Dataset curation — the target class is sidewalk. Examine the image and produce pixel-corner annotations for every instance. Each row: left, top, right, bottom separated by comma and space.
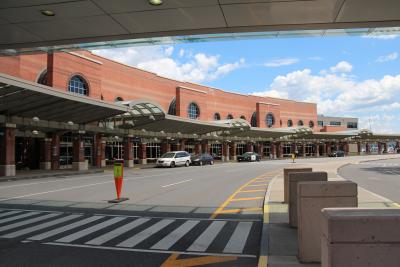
260, 154, 400, 267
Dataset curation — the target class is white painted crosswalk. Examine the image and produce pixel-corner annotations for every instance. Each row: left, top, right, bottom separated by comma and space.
0, 209, 258, 256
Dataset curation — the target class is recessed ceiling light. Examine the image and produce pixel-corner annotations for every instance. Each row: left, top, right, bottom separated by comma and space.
149, 0, 163, 6
41, 10, 55, 16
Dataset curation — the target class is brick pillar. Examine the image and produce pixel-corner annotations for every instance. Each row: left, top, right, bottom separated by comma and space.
51, 133, 60, 170
93, 135, 105, 167
222, 143, 229, 162
325, 142, 331, 156
292, 143, 297, 155
175, 140, 181, 151
258, 143, 264, 159
344, 142, 349, 155
271, 143, 277, 159
335, 143, 339, 151
0, 124, 16, 176
180, 139, 186, 151
123, 136, 134, 167
162, 142, 171, 154
357, 142, 361, 155
202, 141, 209, 155
366, 143, 370, 154
230, 143, 237, 161
302, 143, 306, 157
139, 143, 147, 165
247, 143, 254, 152
39, 138, 52, 170
316, 143, 320, 157
72, 135, 87, 170
378, 142, 382, 154
383, 142, 387, 153
195, 143, 201, 154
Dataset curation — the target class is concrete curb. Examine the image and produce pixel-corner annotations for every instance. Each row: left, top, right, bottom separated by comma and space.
258, 174, 279, 267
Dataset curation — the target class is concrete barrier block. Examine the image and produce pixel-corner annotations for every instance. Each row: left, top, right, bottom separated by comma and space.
283, 168, 312, 203
288, 171, 327, 228
297, 181, 357, 263
321, 208, 400, 267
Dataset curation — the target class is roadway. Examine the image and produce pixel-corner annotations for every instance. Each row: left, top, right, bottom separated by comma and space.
0, 160, 291, 267
338, 158, 400, 203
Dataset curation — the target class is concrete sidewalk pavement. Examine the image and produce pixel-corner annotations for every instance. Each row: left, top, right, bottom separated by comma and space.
259, 155, 400, 267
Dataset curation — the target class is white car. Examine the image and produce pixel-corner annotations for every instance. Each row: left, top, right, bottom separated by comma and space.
156, 151, 191, 168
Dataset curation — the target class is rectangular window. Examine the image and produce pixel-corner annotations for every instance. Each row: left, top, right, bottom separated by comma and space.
318, 121, 324, 127
146, 142, 161, 159
347, 122, 358, 128
210, 143, 222, 157
236, 143, 246, 156
329, 121, 341, 126
282, 143, 292, 157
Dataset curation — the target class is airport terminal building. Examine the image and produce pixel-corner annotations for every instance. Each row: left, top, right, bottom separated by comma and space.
0, 51, 396, 176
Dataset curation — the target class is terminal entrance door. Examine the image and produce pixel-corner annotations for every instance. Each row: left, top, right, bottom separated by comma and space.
60, 136, 73, 169
210, 143, 222, 160
15, 137, 40, 171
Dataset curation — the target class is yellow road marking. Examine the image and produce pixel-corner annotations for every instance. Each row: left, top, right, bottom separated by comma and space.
246, 184, 268, 187
240, 189, 265, 193
217, 207, 263, 214
258, 255, 268, 267
393, 203, 400, 208
231, 197, 264, 201
161, 253, 237, 267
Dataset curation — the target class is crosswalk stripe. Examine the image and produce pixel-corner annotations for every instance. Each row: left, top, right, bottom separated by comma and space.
85, 218, 150, 246
223, 222, 253, 253
56, 217, 125, 243
0, 211, 40, 225
117, 219, 175, 248
0, 210, 21, 218
28, 216, 104, 241
187, 221, 226, 252
1, 214, 82, 238
151, 220, 200, 250
0, 213, 59, 233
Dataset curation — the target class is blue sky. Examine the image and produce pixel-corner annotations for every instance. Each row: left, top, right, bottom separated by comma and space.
93, 33, 400, 133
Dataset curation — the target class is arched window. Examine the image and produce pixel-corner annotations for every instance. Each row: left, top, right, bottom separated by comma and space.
266, 113, 275, 128
309, 120, 314, 128
168, 98, 176, 115
298, 120, 304, 126
251, 112, 257, 127
287, 119, 293, 127
188, 102, 200, 119
68, 75, 89, 96
37, 69, 47, 85
240, 115, 246, 120
115, 96, 124, 102
227, 114, 234, 120
214, 113, 221, 120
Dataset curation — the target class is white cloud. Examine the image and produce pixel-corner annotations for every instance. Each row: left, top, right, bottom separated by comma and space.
264, 58, 299, 67
252, 61, 400, 132
92, 46, 245, 83
376, 52, 398, 63
362, 34, 398, 40
330, 61, 353, 73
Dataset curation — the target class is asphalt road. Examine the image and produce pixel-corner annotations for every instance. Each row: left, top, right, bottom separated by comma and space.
338, 158, 400, 203
0, 160, 291, 267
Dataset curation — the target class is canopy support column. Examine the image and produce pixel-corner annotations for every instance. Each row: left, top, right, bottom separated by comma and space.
0, 123, 16, 176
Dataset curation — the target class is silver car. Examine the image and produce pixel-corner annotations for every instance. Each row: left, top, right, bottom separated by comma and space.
156, 151, 191, 168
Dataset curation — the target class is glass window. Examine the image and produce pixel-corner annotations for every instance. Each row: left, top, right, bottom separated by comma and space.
188, 102, 200, 119
318, 120, 324, 127
68, 75, 89, 95
37, 69, 47, 85
214, 113, 221, 120
236, 143, 246, 155
309, 121, 315, 128
330, 121, 341, 126
266, 113, 275, 128
227, 114, 234, 120
298, 120, 304, 126
282, 143, 292, 157
210, 143, 222, 157
168, 98, 176, 115
251, 112, 257, 127
287, 119, 293, 127
146, 142, 161, 159
347, 122, 358, 128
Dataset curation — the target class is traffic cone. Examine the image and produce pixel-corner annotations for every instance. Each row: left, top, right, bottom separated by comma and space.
108, 159, 129, 203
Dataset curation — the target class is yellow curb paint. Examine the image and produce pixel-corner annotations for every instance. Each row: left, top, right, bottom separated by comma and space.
246, 184, 268, 187
258, 255, 268, 267
161, 253, 237, 267
231, 197, 264, 201
240, 189, 265, 193
393, 203, 400, 208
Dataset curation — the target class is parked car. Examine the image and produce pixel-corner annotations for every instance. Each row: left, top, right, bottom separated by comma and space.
156, 151, 191, 167
237, 152, 261, 162
328, 150, 345, 157
211, 153, 222, 160
191, 153, 214, 166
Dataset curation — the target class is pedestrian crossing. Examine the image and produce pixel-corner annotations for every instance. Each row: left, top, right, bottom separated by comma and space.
0, 209, 259, 257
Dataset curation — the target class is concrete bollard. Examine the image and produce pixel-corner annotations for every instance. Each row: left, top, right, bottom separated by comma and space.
288, 171, 327, 228
297, 181, 358, 263
321, 208, 400, 267
283, 168, 312, 203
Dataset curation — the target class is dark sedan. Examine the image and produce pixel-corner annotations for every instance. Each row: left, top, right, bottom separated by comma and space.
328, 150, 345, 157
237, 152, 261, 162
190, 153, 214, 166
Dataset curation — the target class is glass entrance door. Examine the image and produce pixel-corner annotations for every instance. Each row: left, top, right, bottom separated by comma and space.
60, 136, 73, 169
